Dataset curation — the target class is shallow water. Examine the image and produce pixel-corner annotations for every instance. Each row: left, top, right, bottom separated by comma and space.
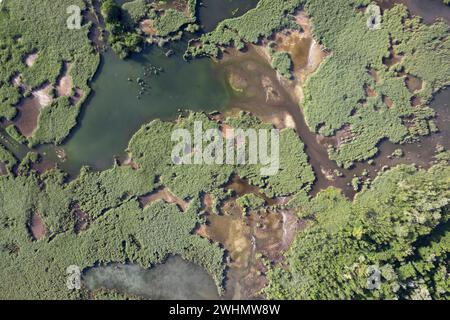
198, 0, 260, 32
215, 46, 450, 198
56, 43, 228, 174
83, 255, 220, 300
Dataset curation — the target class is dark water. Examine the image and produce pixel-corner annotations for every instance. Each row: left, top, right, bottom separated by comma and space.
378, 0, 450, 24
83, 256, 220, 300
55, 43, 228, 174
198, 0, 260, 32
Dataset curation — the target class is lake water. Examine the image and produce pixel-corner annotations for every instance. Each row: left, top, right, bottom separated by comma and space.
83, 256, 220, 300
58, 42, 229, 174
198, 0, 260, 32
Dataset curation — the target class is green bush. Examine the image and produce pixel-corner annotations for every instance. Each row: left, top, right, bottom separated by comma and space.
101, 0, 122, 23
266, 163, 450, 300
237, 194, 266, 214
271, 51, 293, 79
153, 9, 195, 37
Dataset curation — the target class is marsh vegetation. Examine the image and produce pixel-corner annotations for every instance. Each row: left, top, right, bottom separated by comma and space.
0, 0, 449, 300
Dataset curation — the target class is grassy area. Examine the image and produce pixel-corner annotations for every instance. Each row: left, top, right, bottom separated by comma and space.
185, 0, 450, 169
0, 0, 100, 145
153, 8, 195, 37
302, 0, 450, 168
237, 193, 266, 214
0, 111, 314, 299
271, 51, 293, 79
266, 162, 450, 299
0, 143, 16, 172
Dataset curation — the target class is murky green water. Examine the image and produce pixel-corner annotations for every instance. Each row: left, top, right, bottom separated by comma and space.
83, 256, 220, 300
198, 0, 260, 32
378, 0, 450, 24
58, 43, 228, 173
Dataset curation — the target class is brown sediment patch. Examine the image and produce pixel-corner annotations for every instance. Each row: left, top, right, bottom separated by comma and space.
28, 213, 46, 241
383, 50, 403, 68
14, 84, 52, 137
365, 84, 377, 97
139, 187, 189, 211
411, 96, 422, 107
0, 162, 7, 176
254, 10, 327, 104
261, 76, 282, 103
140, 19, 157, 36
295, 11, 312, 36
120, 155, 140, 170
335, 125, 354, 147
383, 95, 394, 108
71, 88, 85, 105
33, 84, 53, 107
368, 68, 381, 83
275, 31, 311, 72
10, 73, 24, 88
24, 52, 39, 67
56, 63, 73, 97
405, 74, 423, 93
74, 205, 90, 234
271, 112, 297, 130
201, 191, 304, 299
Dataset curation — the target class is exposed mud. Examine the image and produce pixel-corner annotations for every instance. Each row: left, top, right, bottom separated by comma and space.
14, 84, 53, 137
56, 63, 73, 97
28, 212, 46, 241
196, 177, 303, 299
139, 187, 190, 212
24, 52, 38, 67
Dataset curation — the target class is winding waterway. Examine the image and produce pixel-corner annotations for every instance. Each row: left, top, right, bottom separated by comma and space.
1, 0, 449, 300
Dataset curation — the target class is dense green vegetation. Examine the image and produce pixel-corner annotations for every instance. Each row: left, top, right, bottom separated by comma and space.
31, 97, 79, 145
237, 193, 266, 214
103, 0, 199, 57
301, 0, 450, 168
271, 51, 293, 79
187, 0, 450, 169
185, 0, 303, 58
152, 8, 195, 37
0, 143, 16, 172
122, 0, 148, 24
101, 0, 145, 59
5, 125, 26, 145
0, 111, 314, 298
0, 0, 99, 145
266, 162, 450, 299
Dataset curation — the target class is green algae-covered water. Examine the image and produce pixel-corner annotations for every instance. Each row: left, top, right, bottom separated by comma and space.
60, 43, 229, 173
